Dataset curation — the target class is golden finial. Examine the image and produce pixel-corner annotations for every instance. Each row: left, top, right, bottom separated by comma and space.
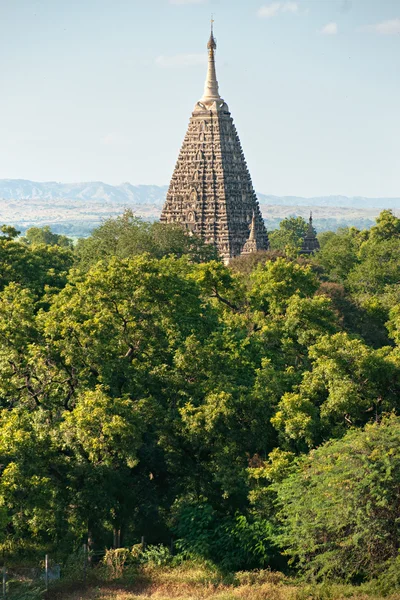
208, 15, 217, 50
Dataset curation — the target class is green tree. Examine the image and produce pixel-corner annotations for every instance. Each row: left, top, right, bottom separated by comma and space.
268, 217, 308, 255
313, 227, 360, 283
1, 222, 399, 575
0, 225, 20, 239
272, 332, 400, 449
0, 406, 73, 553
75, 209, 219, 269
0, 236, 73, 297
368, 209, 400, 241
276, 416, 400, 581
0, 387, 148, 553
24, 225, 73, 248
348, 237, 400, 295
250, 257, 319, 315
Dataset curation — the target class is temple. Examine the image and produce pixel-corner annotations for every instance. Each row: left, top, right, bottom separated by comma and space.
160, 23, 269, 262
300, 212, 320, 255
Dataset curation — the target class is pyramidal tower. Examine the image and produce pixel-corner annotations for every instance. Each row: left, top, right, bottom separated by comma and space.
160, 23, 269, 261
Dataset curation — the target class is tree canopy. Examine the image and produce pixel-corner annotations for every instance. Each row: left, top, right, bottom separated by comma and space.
0, 211, 398, 587
276, 416, 400, 581
268, 216, 309, 255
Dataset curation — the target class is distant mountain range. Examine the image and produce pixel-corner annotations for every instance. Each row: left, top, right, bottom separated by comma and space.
0, 179, 398, 237
0, 179, 167, 206
259, 194, 400, 210
0, 179, 399, 210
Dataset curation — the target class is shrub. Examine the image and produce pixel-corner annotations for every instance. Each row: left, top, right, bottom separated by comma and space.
173, 502, 279, 572
276, 416, 400, 581
102, 548, 132, 579
140, 545, 173, 567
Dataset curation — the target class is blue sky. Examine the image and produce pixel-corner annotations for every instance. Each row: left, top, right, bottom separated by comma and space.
0, 0, 399, 197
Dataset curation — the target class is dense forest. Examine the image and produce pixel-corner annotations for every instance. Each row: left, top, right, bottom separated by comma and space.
0, 210, 399, 591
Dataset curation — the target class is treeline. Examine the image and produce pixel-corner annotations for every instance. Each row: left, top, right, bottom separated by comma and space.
265, 215, 376, 233
0, 211, 399, 587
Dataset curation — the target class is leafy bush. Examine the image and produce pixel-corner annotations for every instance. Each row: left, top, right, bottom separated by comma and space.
102, 548, 132, 579
173, 502, 279, 572
140, 544, 173, 567
234, 569, 286, 586
276, 416, 400, 581
366, 554, 400, 596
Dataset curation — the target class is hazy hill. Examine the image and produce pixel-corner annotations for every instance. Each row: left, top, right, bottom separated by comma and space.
0, 179, 398, 237
0, 179, 167, 205
1, 179, 399, 209
258, 193, 400, 209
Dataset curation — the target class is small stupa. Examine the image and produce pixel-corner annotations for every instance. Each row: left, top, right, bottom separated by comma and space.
242, 212, 259, 255
300, 212, 320, 254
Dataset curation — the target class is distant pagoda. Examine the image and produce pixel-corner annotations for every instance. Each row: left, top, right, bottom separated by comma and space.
160, 23, 269, 262
300, 212, 320, 254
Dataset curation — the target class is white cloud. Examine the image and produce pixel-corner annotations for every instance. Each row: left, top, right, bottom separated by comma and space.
169, 0, 206, 4
258, 3, 281, 18
282, 2, 299, 13
155, 53, 207, 68
319, 22, 338, 35
363, 18, 400, 35
257, 2, 299, 18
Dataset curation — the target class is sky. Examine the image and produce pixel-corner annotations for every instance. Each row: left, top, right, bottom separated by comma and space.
0, 0, 399, 197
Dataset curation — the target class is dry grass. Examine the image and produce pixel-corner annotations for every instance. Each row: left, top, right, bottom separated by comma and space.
46, 564, 400, 600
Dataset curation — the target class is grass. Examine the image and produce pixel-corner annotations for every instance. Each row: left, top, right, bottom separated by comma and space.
45, 563, 400, 600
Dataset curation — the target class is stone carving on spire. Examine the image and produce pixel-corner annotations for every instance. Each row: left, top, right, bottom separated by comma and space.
160, 24, 269, 262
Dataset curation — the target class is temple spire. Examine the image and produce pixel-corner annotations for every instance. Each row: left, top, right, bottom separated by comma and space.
242, 212, 259, 255
308, 211, 314, 234
201, 19, 222, 103
248, 211, 256, 241
300, 211, 320, 255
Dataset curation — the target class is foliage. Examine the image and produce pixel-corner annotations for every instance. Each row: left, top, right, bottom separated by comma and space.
1, 225, 20, 239
173, 502, 278, 572
250, 257, 319, 314
103, 548, 133, 579
141, 544, 173, 567
366, 554, 400, 595
276, 417, 400, 581
0, 236, 73, 297
23, 226, 73, 248
272, 332, 400, 448
313, 227, 360, 283
268, 217, 309, 255
74, 210, 219, 269
0, 210, 399, 589
229, 250, 284, 277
